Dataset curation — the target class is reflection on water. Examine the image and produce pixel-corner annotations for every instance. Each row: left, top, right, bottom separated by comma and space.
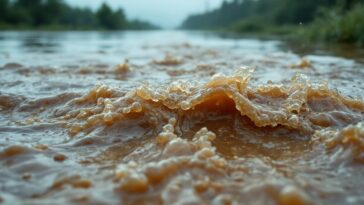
21, 33, 60, 53
0, 31, 363, 66
279, 40, 364, 63
0, 31, 280, 66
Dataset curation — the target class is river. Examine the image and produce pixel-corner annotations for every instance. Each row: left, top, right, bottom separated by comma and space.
0, 31, 364, 205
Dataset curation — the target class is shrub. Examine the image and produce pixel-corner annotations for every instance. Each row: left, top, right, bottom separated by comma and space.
305, 4, 364, 45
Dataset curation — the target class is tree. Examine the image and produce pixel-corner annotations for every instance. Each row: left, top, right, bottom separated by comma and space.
113, 8, 127, 30
0, 0, 157, 30
43, 0, 64, 25
97, 3, 115, 29
97, 3, 127, 30
14, 0, 43, 26
0, 0, 9, 22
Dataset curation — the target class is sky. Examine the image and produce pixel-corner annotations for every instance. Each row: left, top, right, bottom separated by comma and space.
65, 0, 224, 29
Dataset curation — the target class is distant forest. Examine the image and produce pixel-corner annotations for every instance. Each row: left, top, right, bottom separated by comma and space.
0, 0, 158, 30
182, 0, 364, 45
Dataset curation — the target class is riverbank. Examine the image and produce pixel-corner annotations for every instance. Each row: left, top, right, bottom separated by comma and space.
0, 23, 159, 31
182, 1, 364, 47
0, 1, 158, 31
229, 5, 364, 47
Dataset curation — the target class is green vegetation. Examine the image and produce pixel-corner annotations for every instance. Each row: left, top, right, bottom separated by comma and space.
305, 4, 364, 45
181, 0, 364, 46
0, 0, 158, 30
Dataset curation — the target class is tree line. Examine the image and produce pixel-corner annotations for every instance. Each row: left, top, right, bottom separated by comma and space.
0, 0, 158, 30
181, 0, 362, 29
181, 0, 364, 45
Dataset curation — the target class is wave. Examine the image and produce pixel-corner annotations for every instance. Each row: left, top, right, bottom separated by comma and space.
56, 68, 363, 140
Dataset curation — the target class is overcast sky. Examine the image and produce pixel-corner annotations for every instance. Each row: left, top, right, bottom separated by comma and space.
65, 0, 224, 29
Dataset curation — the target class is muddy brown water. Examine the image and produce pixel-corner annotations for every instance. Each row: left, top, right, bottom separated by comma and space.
1, 31, 364, 205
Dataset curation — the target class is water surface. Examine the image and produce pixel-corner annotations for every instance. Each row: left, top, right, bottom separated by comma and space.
1, 31, 364, 205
